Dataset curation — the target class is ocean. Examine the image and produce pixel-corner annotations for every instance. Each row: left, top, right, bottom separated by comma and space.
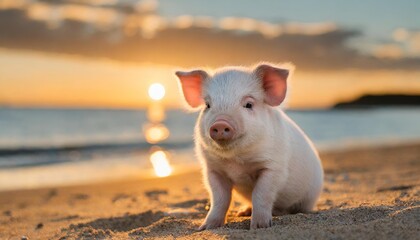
0, 107, 419, 190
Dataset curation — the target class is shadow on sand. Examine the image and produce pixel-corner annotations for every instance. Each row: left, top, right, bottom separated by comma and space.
60, 199, 419, 239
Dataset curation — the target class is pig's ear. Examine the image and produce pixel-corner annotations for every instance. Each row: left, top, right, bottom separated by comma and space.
175, 70, 208, 109
254, 63, 291, 106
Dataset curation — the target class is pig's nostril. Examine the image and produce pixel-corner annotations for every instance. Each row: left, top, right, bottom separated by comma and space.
212, 128, 218, 133
225, 128, 230, 132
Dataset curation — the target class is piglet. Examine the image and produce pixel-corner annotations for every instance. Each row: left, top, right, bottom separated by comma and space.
175, 63, 323, 230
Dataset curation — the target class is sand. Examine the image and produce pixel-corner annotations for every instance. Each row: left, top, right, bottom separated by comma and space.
0, 143, 419, 239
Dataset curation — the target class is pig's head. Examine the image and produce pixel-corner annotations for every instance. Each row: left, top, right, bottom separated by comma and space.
176, 63, 291, 156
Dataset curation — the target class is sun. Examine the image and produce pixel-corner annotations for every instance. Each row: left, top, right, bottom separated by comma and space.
148, 83, 166, 101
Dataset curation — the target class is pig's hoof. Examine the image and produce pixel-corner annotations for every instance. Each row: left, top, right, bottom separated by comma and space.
250, 217, 272, 229
237, 206, 252, 216
198, 219, 224, 231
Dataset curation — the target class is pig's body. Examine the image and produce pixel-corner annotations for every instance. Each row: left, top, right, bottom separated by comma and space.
197, 110, 323, 215
176, 64, 324, 230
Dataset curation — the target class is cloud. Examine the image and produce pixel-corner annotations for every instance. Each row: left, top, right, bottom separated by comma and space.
218, 18, 337, 38
0, 2, 419, 71
372, 43, 404, 59
402, 30, 420, 56
372, 28, 420, 59
25, 2, 123, 30
1, 1, 340, 39
0, 0, 28, 10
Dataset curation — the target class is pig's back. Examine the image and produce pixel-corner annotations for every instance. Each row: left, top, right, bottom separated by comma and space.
274, 110, 324, 211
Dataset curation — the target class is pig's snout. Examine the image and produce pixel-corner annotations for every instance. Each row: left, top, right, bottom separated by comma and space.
210, 120, 235, 142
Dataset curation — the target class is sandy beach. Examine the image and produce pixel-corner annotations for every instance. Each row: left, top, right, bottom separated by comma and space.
0, 143, 419, 240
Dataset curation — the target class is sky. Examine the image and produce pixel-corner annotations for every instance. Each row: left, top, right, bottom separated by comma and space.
159, 0, 420, 38
158, 0, 420, 56
0, 0, 419, 109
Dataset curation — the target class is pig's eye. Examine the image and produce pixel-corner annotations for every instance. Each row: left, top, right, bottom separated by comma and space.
244, 102, 253, 109
205, 102, 211, 109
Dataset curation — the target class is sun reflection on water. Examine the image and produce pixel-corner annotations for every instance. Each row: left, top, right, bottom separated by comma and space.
150, 150, 172, 177
145, 83, 172, 177
143, 123, 169, 144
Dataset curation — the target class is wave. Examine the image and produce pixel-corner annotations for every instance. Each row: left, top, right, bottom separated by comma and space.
0, 140, 194, 168
0, 140, 193, 157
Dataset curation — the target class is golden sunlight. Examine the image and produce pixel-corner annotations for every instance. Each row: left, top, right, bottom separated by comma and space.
2, 50, 420, 109
148, 83, 166, 101
150, 150, 172, 177
147, 103, 166, 123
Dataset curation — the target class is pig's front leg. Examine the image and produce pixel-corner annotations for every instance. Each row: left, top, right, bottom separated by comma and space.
199, 170, 232, 230
251, 169, 285, 229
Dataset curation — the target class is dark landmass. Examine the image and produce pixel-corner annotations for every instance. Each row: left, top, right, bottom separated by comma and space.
333, 94, 420, 109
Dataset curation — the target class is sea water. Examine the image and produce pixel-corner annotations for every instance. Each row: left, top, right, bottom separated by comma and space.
0, 107, 419, 190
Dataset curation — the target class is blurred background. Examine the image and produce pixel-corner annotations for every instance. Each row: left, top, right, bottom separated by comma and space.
0, 0, 419, 190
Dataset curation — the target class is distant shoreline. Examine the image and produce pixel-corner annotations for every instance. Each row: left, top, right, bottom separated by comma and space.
1, 104, 420, 112
333, 94, 420, 109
